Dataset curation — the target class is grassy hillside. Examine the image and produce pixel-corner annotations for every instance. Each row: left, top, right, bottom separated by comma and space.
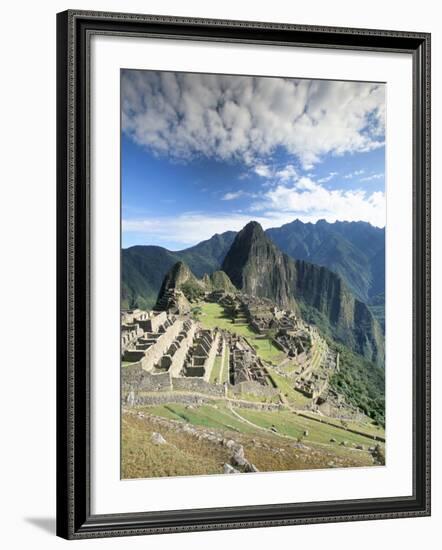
122, 232, 235, 309
122, 404, 383, 478
122, 412, 229, 478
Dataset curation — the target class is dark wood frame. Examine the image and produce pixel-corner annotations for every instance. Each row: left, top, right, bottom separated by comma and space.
56, 9, 431, 540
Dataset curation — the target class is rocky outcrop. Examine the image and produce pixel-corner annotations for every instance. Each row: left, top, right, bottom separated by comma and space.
154, 262, 196, 312
151, 432, 167, 445
157, 261, 203, 295
155, 261, 235, 309
208, 270, 237, 293
222, 221, 298, 309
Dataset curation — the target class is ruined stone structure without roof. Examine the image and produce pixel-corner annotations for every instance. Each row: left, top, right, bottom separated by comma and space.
121, 287, 339, 407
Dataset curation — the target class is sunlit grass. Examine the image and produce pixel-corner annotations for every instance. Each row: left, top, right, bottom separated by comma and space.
198, 302, 284, 365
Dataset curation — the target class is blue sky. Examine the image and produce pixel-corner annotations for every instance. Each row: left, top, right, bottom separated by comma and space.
122, 70, 385, 250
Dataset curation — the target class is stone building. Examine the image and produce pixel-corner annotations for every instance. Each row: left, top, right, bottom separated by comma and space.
183, 329, 220, 380
155, 320, 197, 377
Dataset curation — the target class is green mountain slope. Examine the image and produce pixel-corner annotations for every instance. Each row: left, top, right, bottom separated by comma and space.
266, 219, 385, 304
330, 342, 385, 426
122, 232, 236, 309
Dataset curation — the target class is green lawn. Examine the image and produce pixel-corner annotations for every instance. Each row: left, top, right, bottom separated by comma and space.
142, 402, 382, 451
209, 356, 223, 384
228, 390, 280, 404
142, 403, 258, 434
220, 347, 230, 384
299, 411, 385, 439
198, 302, 284, 365
235, 408, 382, 448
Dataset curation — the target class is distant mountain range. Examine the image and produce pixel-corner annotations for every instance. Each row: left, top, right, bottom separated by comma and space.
123, 219, 385, 366
267, 219, 384, 305
122, 219, 384, 317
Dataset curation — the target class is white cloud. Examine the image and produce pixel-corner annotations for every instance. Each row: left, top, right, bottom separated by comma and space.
251, 176, 385, 227
122, 212, 295, 248
123, 175, 385, 249
344, 169, 365, 179
122, 71, 385, 169
275, 164, 298, 182
360, 173, 384, 181
248, 162, 299, 184
253, 164, 272, 178
222, 191, 247, 201
317, 171, 338, 183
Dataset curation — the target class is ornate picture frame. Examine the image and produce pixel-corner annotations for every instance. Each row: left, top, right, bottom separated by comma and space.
56, 10, 430, 539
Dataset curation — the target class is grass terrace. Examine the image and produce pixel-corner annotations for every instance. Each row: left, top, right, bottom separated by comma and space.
209, 356, 223, 384
138, 402, 381, 448
198, 302, 285, 365
140, 403, 257, 434
234, 408, 383, 448
266, 370, 312, 407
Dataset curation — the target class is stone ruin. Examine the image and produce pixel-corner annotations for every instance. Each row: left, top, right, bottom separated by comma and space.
294, 347, 336, 400
121, 304, 281, 402
211, 293, 324, 371
154, 288, 190, 315
224, 333, 266, 386
121, 308, 222, 398
231, 348, 267, 386
153, 319, 196, 377
121, 310, 166, 354
274, 324, 312, 359
224, 334, 278, 399
206, 289, 229, 303
182, 329, 220, 379
122, 288, 338, 406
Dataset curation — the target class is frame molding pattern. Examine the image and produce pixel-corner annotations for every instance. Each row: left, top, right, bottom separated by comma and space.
56, 9, 431, 539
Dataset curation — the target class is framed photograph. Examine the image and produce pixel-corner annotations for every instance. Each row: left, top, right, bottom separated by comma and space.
56, 10, 431, 539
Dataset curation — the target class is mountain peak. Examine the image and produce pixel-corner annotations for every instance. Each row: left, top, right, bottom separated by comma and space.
169, 260, 190, 277
232, 221, 267, 248
159, 260, 196, 293
222, 221, 296, 308
241, 220, 265, 236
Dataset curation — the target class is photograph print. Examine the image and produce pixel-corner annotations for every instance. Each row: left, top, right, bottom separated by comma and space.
120, 69, 386, 480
